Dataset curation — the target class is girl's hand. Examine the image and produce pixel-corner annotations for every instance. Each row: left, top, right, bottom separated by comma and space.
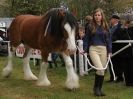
108, 53, 112, 57
79, 50, 85, 55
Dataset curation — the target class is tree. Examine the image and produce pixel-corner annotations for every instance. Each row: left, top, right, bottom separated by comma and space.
0, 0, 133, 20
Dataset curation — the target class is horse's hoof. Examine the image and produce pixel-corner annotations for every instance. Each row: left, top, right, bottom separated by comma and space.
66, 84, 79, 91
72, 88, 77, 92
24, 75, 38, 81
66, 87, 79, 92
2, 73, 11, 78
2, 68, 12, 78
36, 81, 51, 87
66, 80, 79, 90
70, 88, 77, 91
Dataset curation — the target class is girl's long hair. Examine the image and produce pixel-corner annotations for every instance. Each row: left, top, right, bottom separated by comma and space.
91, 8, 109, 33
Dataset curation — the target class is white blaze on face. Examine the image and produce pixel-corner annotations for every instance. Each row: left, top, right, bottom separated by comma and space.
64, 23, 76, 53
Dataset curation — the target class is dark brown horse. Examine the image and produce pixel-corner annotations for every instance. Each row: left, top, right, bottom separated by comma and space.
2, 8, 79, 90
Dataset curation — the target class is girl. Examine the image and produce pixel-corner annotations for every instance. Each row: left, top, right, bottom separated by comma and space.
86, 8, 112, 96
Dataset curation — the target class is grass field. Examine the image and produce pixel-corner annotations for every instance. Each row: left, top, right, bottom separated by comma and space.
0, 56, 133, 99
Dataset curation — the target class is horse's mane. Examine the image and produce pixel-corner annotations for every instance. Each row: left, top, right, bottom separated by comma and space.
42, 8, 78, 39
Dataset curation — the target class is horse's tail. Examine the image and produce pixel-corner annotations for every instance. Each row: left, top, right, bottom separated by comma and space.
8, 17, 22, 47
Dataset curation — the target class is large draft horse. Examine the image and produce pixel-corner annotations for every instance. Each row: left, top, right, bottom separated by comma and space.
2, 8, 79, 89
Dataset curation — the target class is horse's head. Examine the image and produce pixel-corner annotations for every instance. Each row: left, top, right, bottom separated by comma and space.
59, 8, 78, 54
43, 8, 78, 54
64, 23, 77, 55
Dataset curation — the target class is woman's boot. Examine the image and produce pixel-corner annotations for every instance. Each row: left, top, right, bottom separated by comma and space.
93, 74, 105, 96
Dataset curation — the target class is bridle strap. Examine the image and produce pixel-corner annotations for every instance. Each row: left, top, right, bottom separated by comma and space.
44, 17, 51, 37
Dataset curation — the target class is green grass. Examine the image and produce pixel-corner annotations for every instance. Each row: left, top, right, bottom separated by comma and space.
0, 56, 133, 99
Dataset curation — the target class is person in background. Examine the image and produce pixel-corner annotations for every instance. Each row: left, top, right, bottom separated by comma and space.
48, 53, 65, 68
85, 8, 112, 96
85, 15, 93, 32
108, 15, 124, 83
121, 20, 133, 86
48, 53, 58, 68
84, 15, 93, 71
77, 25, 89, 76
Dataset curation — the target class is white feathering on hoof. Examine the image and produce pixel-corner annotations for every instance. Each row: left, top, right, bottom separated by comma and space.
24, 74, 38, 81
23, 48, 38, 81
36, 79, 51, 87
66, 70, 79, 90
36, 62, 51, 86
2, 66, 12, 78
63, 53, 79, 90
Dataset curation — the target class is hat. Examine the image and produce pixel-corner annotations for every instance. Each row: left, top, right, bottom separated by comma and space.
110, 15, 120, 20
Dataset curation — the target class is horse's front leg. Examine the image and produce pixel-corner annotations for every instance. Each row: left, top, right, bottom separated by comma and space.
36, 52, 51, 86
23, 46, 37, 80
62, 53, 79, 90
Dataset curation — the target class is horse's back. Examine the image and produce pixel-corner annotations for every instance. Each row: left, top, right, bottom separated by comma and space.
9, 15, 42, 47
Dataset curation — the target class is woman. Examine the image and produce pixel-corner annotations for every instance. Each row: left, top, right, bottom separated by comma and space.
86, 8, 112, 96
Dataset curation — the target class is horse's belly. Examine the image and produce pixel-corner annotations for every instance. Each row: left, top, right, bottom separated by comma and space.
24, 40, 40, 49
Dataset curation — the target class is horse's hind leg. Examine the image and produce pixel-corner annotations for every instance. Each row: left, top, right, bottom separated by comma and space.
36, 51, 51, 86
2, 45, 16, 78
23, 45, 38, 80
62, 53, 79, 90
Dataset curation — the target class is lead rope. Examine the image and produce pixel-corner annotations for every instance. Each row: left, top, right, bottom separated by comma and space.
76, 45, 116, 80
44, 17, 51, 37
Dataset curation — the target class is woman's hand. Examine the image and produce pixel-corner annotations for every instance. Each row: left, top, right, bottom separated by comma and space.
108, 53, 112, 57
79, 50, 85, 55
